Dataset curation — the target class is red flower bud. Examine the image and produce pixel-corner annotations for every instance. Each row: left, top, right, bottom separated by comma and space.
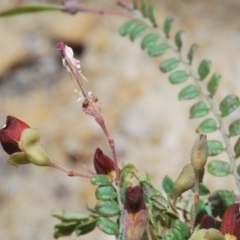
200, 215, 216, 229
0, 116, 30, 155
220, 203, 240, 240
124, 186, 146, 217
94, 148, 115, 177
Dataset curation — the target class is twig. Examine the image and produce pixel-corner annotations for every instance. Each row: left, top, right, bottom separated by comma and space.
49, 162, 93, 178
116, 0, 133, 11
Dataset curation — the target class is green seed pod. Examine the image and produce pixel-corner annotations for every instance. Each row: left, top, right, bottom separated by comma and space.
191, 134, 208, 174
173, 163, 195, 197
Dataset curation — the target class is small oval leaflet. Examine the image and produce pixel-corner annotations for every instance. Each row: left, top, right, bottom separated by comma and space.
164, 15, 174, 38
97, 217, 118, 235
207, 140, 224, 156
96, 186, 117, 200
219, 95, 240, 117
95, 200, 120, 217
207, 73, 221, 97
162, 175, 174, 199
196, 118, 218, 133
198, 59, 212, 80
207, 160, 231, 177
118, 19, 137, 36
148, 44, 168, 57
229, 119, 240, 137
174, 30, 184, 51
190, 101, 209, 118
234, 137, 240, 158
160, 58, 179, 73
130, 24, 146, 41
178, 85, 199, 100
168, 70, 189, 84
187, 43, 198, 64
141, 33, 158, 50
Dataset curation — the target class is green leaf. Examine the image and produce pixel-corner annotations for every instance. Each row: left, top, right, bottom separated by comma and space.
219, 95, 240, 117
91, 175, 112, 186
207, 140, 224, 156
174, 30, 184, 51
97, 217, 118, 235
171, 219, 189, 238
229, 119, 240, 137
148, 3, 157, 27
118, 19, 137, 36
95, 186, 117, 200
95, 200, 120, 217
130, 24, 146, 41
51, 210, 89, 222
7, 152, 31, 167
75, 219, 97, 236
207, 73, 221, 97
187, 43, 198, 64
162, 175, 174, 199
198, 59, 212, 80
196, 118, 218, 133
164, 16, 174, 38
148, 44, 168, 57
190, 101, 209, 118
120, 164, 138, 183
237, 164, 240, 176
234, 137, 240, 158
151, 195, 168, 210
207, 160, 231, 177
53, 221, 78, 239
209, 190, 235, 218
168, 70, 189, 84
141, 0, 147, 16
191, 183, 210, 196
141, 181, 160, 197
141, 33, 158, 50
0, 3, 63, 17
160, 58, 179, 73
178, 85, 199, 100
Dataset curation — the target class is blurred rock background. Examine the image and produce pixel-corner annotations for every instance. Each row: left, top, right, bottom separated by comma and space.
0, 0, 240, 239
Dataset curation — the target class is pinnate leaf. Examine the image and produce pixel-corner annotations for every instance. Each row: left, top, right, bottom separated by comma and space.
219, 95, 240, 117
130, 24, 146, 41
187, 43, 198, 64
190, 101, 209, 118
207, 140, 224, 156
198, 59, 212, 80
148, 44, 167, 57
97, 217, 118, 235
175, 30, 184, 51
118, 20, 137, 36
178, 85, 199, 100
0, 3, 63, 17
196, 118, 218, 133
160, 58, 179, 73
229, 119, 240, 137
164, 16, 174, 38
148, 3, 157, 27
169, 70, 189, 84
208, 160, 231, 177
207, 73, 221, 97
141, 33, 158, 50
234, 137, 240, 158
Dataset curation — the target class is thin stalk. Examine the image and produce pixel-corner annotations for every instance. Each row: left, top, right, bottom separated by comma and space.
134, 11, 240, 194
49, 162, 92, 178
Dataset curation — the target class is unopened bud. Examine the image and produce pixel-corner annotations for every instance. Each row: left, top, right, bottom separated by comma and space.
191, 134, 208, 173
173, 163, 195, 197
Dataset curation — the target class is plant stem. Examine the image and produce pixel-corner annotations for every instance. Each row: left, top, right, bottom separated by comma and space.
116, 0, 133, 11
49, 162, 93, 178
134, 11, 240, 195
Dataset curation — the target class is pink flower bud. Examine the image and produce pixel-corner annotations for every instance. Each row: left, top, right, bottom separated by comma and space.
0, 116, 29, 155
94, 148, 115, 177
